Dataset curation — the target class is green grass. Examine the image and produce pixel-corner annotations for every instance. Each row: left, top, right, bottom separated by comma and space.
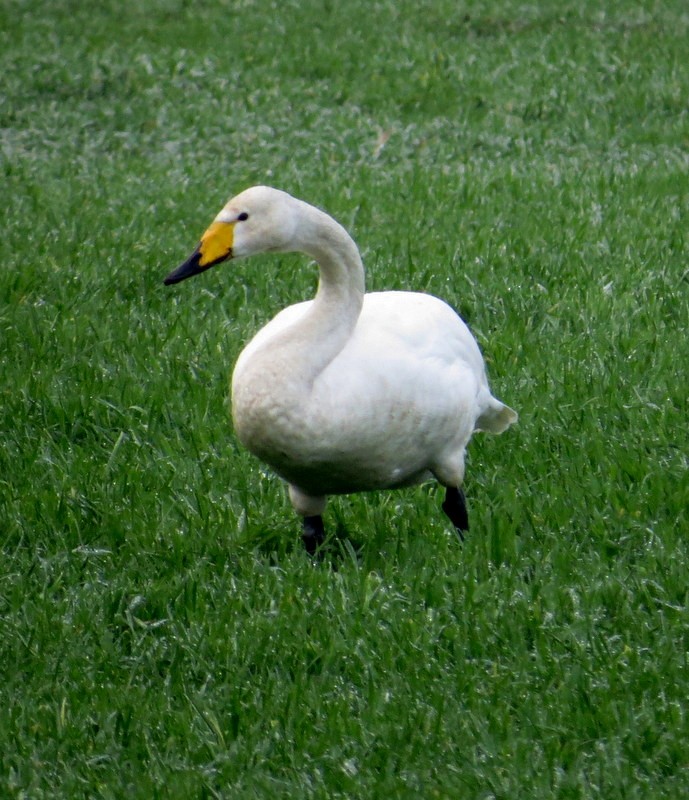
2, 0, 689, 796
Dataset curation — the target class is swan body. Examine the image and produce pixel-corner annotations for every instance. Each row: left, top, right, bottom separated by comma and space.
165, 186, 517, 550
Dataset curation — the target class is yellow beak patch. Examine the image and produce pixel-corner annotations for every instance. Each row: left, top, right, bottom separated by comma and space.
198, 220, 235, 267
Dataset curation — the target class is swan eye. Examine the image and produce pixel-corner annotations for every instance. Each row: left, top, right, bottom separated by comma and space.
237, 212, 249, 222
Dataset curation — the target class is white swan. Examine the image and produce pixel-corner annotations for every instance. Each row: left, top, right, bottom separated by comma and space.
165, 186, 517, 552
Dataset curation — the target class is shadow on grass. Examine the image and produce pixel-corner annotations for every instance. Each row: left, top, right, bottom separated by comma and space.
238, 513, 409, 573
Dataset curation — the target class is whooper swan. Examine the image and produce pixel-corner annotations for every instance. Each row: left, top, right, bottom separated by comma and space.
164, 186, 517, 553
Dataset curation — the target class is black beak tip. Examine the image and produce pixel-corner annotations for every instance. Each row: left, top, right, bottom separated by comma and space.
163, 247, 232, 287
163, 248, 203, 287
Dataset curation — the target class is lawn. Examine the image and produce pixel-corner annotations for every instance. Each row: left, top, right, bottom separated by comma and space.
1, 0, 688, 797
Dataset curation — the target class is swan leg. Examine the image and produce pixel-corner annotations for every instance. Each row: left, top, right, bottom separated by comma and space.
302, 515, 325, 555
442, 486, 469, 541
288, 484, 326, 515
288, 485, 327, 554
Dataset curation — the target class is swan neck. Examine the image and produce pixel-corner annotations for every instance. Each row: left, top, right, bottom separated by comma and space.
295, 200, 365, 308
263, 201, 365, 384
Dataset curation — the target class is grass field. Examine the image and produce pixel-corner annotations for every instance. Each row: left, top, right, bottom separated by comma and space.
2, 0, 689, 796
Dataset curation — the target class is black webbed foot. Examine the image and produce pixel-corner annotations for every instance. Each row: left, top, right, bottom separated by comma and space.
442, 486, 469, 542
302, 515, 325, 555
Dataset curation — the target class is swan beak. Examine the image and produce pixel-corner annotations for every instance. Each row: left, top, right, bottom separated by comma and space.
164, 220, 235, 285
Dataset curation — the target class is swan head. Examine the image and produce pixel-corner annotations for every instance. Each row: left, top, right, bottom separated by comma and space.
164, 186, 299, 285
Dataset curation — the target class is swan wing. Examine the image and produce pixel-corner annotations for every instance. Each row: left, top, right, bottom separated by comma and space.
356, 292, 517, 433
320, 291, 502, 429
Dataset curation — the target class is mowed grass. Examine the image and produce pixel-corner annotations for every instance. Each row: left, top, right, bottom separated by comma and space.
2, 0, 689, 796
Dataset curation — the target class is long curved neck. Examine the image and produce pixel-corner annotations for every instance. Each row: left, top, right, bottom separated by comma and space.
256, 200, 365, 384
296, 198, 365, 343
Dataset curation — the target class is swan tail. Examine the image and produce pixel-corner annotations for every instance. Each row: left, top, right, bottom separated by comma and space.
475, 399, 518, 434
